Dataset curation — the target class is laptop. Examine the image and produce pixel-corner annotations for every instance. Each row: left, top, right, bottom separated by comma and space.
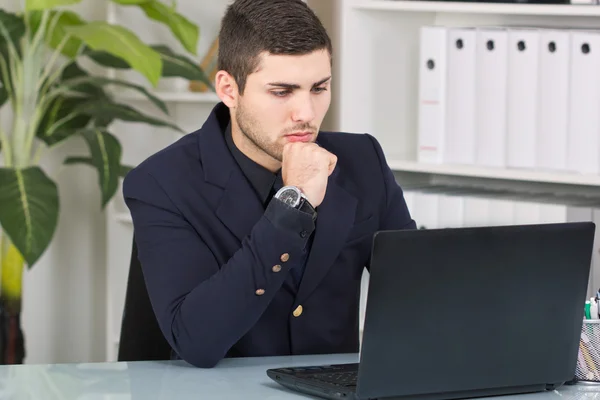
267, 222, 596, 400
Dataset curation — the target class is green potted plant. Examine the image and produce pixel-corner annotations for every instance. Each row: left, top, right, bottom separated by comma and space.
0, 0, 213, 364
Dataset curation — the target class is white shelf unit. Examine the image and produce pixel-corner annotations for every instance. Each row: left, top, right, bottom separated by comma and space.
340, 0, 600, 322
113, 90, 220, 103
388, 160, 600, 187
354, 1, 600, 16
338, 0, 600, 199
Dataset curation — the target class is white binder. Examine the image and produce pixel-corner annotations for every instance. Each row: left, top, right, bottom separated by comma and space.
475, 27, 509, 168
506, 28, 540, 169
417, 26, 447, 164
445, 28, 477, 165
537, 29, 571, 171
567, 30, 600, 174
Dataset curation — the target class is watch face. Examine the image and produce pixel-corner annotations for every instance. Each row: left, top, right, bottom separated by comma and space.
278, 188, 300, 207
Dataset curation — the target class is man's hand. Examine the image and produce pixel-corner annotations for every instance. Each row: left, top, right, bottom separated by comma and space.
281, 142, 337, 208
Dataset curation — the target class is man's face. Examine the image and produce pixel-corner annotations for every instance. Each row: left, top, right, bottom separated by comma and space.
232, 49, 332, 165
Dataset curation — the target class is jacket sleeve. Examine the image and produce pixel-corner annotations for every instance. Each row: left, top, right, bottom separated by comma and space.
367, 133, 417, 233
122, 168, 314, 368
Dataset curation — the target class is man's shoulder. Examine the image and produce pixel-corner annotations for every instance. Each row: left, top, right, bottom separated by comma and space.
317, 130, 372, 146
123, 129, 202, 191
317, 131, 384, 166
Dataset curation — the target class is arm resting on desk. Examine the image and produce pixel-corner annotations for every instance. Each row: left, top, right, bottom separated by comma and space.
123, 171, 313, 368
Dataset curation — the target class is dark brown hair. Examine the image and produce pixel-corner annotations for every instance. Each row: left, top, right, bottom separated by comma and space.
218, 0, 333, 95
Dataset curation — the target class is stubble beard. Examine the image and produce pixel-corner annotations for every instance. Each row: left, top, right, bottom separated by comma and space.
236, 101, 284, 162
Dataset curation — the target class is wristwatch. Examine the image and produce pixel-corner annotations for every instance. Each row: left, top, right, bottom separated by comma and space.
274, 186, 317, 220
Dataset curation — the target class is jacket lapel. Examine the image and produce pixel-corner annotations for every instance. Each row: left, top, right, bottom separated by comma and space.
216, 170, 265, 242
198, 103, 264, 243
296, 169, 357, 302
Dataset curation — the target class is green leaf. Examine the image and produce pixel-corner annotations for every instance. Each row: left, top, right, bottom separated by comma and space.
152, 45, 212, 88
119, 164, 133, 177
76, 129, 122, 207
75, 99, 182, 132
25, 0, 82, 11
0, 9, 26, 65
0, 167, 59, 268
65, 76, 168, 114
64, 157, 132, 178
29, 10, 86, 58
65, 22, 162, 86
83, 47, 130, 69
0, 84, 7, 107
109, 0, 198, 54
85, 44, 212, 88
36, 95, 93, 146
138, 2, 198, 55
60, 61, 107, 99
110, 0, 150, 4
75, 99, 181, 132
59, 61, 168, 114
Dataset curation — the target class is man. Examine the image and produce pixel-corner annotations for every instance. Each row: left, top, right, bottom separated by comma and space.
123, 0, 416, 368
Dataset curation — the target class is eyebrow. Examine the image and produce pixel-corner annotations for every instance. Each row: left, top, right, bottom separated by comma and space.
267, 76, 332, 90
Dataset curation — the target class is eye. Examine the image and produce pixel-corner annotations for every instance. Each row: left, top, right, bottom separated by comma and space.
312, 87, 327, 94
271, 90, 290, 97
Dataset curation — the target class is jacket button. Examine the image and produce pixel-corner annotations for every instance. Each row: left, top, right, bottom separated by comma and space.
293, 305, 303, 317
280, 253, 290, 262
272, 265, 282, 273
255, 289, 265, 296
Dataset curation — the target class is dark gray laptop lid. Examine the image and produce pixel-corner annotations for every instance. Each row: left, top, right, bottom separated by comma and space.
357, 222, 595, 400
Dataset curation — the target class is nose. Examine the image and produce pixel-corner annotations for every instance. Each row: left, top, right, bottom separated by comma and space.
291, 94, 316, 123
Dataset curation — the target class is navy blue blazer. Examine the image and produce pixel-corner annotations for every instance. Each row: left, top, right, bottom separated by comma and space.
123, 103, 416, 368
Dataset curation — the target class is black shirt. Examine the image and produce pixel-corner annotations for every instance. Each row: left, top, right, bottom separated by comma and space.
224, 123, 280, 206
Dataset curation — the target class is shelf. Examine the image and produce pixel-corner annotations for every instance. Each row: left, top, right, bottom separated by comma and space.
114, 90, 221, 103
388, 161, 600, 205
388, 160, 600, 187
353, 1, 600, 16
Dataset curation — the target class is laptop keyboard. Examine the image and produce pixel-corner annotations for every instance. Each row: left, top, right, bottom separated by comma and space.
307, 371, 358, 387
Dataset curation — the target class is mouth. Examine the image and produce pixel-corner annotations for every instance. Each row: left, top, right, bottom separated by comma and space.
285, 132, 314, 143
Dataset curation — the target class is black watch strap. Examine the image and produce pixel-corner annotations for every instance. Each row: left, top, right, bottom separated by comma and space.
299, 197, 317, 221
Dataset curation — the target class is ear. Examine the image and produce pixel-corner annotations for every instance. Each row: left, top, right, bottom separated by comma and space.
215, 70, 238, 108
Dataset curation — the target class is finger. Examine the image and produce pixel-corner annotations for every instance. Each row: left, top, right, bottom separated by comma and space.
282, 142, 295, 159
327, 155, 337, 175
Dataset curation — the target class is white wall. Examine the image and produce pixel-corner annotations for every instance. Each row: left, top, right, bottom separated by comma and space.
307, 0, 341, 133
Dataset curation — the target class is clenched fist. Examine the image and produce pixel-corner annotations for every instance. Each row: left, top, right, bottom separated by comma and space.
281, 142, 337, 208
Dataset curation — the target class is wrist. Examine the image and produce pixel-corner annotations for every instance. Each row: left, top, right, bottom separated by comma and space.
274, 185, 317, 220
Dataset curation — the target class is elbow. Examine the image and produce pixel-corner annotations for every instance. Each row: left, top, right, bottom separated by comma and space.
175, 345, 224, 369
169, 329, 226, 368
189, 355, 221, 369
